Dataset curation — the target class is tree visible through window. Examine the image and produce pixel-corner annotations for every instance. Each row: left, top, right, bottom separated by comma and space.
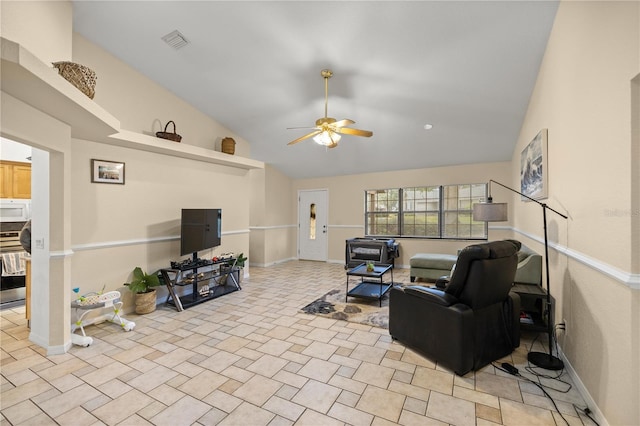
365, 189, 399, 236
403, 186, 440, 237
365, 184, 487, 239
443, 184, 487, 238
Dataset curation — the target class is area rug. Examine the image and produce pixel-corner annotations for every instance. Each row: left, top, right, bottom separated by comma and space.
301, 283, 403, 329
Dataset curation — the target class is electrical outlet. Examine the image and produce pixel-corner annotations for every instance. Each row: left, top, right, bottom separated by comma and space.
560, 319, 567, 335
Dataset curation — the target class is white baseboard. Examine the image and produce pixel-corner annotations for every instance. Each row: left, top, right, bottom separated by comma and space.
557, 346, 609, 426
29, 331, 71, 355
250, 257, 298, 268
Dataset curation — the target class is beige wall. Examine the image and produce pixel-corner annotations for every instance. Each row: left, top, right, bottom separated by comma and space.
4, 1, 639, 421
292, 162, 512, 266
1, 1, 256, 354
2, 92, 73, 353
69, 138, 251, 289
633, 74, 640, 275
72, 34, 250, 157
1, 0, 75, 353
264, 165, 296, 265
68, 36, 254, 299
249, 168, 267, 265
514, 1, 639, 423
0, 1, 72, 64
250, 165, 296, 266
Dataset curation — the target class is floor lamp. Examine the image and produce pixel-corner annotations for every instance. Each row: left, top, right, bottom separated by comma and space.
473, 179, 568, 370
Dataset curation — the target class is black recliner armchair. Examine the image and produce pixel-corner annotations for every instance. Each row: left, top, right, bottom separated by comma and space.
389, 240, 521, 375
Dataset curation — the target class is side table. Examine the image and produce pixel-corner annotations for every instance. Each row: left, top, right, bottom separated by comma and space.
512, 283, 548, 332
346, 263, 394, 307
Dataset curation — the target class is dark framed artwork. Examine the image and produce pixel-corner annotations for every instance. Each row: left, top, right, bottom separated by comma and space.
91, 159, 125, 184
520, 129, 548, 200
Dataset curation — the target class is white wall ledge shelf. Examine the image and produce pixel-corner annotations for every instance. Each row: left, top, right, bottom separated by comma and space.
1, 37, 264, 171
109, 131, 264, 170
1, 37, 120, 141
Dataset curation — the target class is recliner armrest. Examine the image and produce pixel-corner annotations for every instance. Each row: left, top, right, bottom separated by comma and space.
404, 285, 459, 306
514, 246, 542, 286
435, 275, 450, 289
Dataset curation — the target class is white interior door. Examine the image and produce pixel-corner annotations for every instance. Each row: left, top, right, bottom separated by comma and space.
298, 189, 328, 261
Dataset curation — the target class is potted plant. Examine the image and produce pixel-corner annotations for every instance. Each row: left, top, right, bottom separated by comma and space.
125, 267, 162, 314
234, 253, 247, 283
366, 261, 375, 272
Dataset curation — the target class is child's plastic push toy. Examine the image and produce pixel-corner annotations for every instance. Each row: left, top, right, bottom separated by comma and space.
71, 289, 135, 347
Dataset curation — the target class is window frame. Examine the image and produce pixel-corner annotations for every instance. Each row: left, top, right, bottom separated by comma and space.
364, 183, 488, 240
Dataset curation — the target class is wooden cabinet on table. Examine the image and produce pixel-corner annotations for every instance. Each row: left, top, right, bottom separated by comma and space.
0, 161, 31, 199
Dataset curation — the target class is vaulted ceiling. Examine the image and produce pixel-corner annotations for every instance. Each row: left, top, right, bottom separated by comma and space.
72, 1, 558, 179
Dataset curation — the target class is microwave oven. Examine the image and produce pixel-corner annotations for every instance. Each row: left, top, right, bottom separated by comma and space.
0, 199, 31, 222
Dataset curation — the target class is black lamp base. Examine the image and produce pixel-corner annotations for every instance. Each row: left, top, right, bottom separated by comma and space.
528, 351, 564, 370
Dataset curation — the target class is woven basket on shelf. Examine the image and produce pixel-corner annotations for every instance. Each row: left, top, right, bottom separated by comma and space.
221, 137, 236, 155
52, 61, 97, 99
156, 121, 182, 142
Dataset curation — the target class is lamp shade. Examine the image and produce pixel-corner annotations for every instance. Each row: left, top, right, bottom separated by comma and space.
473, 202, 508, 222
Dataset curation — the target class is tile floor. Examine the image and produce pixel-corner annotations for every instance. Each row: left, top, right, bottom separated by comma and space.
1, 261, 591, 425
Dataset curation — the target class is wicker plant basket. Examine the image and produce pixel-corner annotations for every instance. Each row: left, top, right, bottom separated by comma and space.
156, 121, 182, 142
135, 289, 157, 314
52, 61, 97, 99
221, 137, 236, 155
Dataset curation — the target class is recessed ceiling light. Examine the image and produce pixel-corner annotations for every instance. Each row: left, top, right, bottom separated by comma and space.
424, 124, 433, 130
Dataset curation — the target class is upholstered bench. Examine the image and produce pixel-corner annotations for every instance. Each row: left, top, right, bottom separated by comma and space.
409, 253, 458, 282
409, 243, 542, 284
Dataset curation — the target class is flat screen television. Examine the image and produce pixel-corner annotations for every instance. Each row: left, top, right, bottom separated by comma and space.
180, 209, 222, 261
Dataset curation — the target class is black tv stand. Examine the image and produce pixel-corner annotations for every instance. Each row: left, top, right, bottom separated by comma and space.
171, 256, 213, 271
160, 257, 240, 311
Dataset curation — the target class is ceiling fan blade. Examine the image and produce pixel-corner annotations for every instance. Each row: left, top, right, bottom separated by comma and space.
332, 119, 355, 128
287, 130, 322, 145
287, 126, 319, 130
335, 127, 373, 137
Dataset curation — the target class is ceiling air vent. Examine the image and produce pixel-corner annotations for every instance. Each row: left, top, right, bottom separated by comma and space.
161, 30, 189, 50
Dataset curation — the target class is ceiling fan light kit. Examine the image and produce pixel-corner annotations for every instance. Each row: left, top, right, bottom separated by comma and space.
313, 131, 341, 147
287, 69, 372, 149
